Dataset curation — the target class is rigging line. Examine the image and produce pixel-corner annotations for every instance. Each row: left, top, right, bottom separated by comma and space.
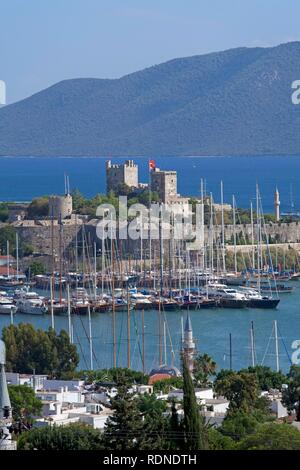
234, 200, 253, 271
261, 322, 276, 366
131, 310, 143, 367
73, 317, 89, 370
117, 309, 125, 363
277, 324, 293, 365
258, 190, 278, 297
77, 313, 100, 368
162, 311, 176, 363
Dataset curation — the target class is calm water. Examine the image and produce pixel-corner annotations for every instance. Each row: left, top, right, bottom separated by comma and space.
1, 155, 300, 212
0, 284, 298, 373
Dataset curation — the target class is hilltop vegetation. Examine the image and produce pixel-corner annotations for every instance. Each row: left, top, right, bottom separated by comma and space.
1, 42, 300, 156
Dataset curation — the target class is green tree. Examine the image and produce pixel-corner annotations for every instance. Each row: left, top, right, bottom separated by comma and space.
0, 225, 36, 258
116, 183, 132, 196
27, 196, 49, 218
237, 423, 300, 450
72, 367, 149, 385
152, 377, 183, 394
240, 365, 286, 391
282, 365, 300, 421
20, 243, 34, 257
0, 203, 9, 222
193, 353, 217, 387
17, 423, 104, 450
2, 324, 79, 378
102, 378, 145, 450
169, 399, 183, 450
9, 385, 42, 427
214, 371, 259, 413
26, 261, 46, 277
220, 411, 260, 441
207, 427, 236, 450
136, 394, 172, 450
0, 225, 16, 255
183, 358, 208, 450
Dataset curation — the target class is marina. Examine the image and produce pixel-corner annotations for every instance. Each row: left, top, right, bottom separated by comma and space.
0, 280, 298, 373
0, 159, 299, 376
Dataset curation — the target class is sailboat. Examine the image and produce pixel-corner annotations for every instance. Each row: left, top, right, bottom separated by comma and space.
245, 185, 280, 309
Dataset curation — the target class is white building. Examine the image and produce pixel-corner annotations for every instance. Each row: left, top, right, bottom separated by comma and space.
6, 372, 47, 391
34, 403, 112, 431
43, 379, 85, 392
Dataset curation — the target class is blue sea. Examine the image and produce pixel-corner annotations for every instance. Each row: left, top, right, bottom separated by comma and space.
1, 155, 300, 212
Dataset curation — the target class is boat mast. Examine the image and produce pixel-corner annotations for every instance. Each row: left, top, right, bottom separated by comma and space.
274, 320, 280, 372
229, 333, 233, 370
221, 181, 226, 274
50, 275, 54, 329
75, 214, 78, 290
88, 304, 93, 371
168, 230, 172, 296
6, 240, 9, 278
209, 193, 214, 277
142, 308, 145, 374
127, 283, 131, 369
59, 213, 63, 303
164, 320, 167, 365
67, 284, 72, 341
250, 321, 256, 367
140, 220, 143, 277
82, 225, 85, 289
159, 207, 163, 296
250, 201, 255, 270
232, 195, 237, 274
256, 184, 261, 294
101, 233, 105, 296
153, 246, 156, 291
158, 209, 163, 367
112, 240, 116, 368
94, 242, 97, 301
149, 163, 152, 291
158, 299, 163, 366
16, 233, 19, 279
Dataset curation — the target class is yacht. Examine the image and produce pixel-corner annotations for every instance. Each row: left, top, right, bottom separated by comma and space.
205, 283, 248, 309
72, 288, 90, 315
131, 293, 153, 310
239, 287, 280, 309
0, 296, 17, 315
16, 292, 47, 315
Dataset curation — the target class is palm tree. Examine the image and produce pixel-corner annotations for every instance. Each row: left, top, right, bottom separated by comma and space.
193, 354, 217, 387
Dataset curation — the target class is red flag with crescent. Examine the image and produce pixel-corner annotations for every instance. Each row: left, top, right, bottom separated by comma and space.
149, 159, 155, 171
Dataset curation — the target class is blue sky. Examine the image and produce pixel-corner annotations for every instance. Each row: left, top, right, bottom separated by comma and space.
1, 0, 300, 103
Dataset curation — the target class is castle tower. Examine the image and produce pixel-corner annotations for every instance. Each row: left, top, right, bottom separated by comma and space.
150, 167, 178, 203
183, 314, 196, 374
0, 340, 16, 450
274, 187, 280, 222
106, 159, 138, 195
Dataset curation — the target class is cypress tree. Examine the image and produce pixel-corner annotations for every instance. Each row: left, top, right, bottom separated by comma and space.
102, 376, 145, 450
183, 357, 208, 450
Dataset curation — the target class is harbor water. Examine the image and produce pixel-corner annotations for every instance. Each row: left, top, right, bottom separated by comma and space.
0, 282, 299, 374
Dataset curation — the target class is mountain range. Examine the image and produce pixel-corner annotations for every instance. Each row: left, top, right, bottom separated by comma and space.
1, 42, 300, 157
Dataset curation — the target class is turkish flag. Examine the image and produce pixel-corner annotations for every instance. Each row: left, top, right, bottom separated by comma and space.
149, 159, 155, 170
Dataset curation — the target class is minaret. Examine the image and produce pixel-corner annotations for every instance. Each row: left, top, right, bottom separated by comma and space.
183, 314, 196, 374
0, 340, 15, 450
274, 187, 280, 222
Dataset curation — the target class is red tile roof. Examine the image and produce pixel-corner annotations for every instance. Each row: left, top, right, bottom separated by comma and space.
0, 266, 18, 275
148, 373, 174, 385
